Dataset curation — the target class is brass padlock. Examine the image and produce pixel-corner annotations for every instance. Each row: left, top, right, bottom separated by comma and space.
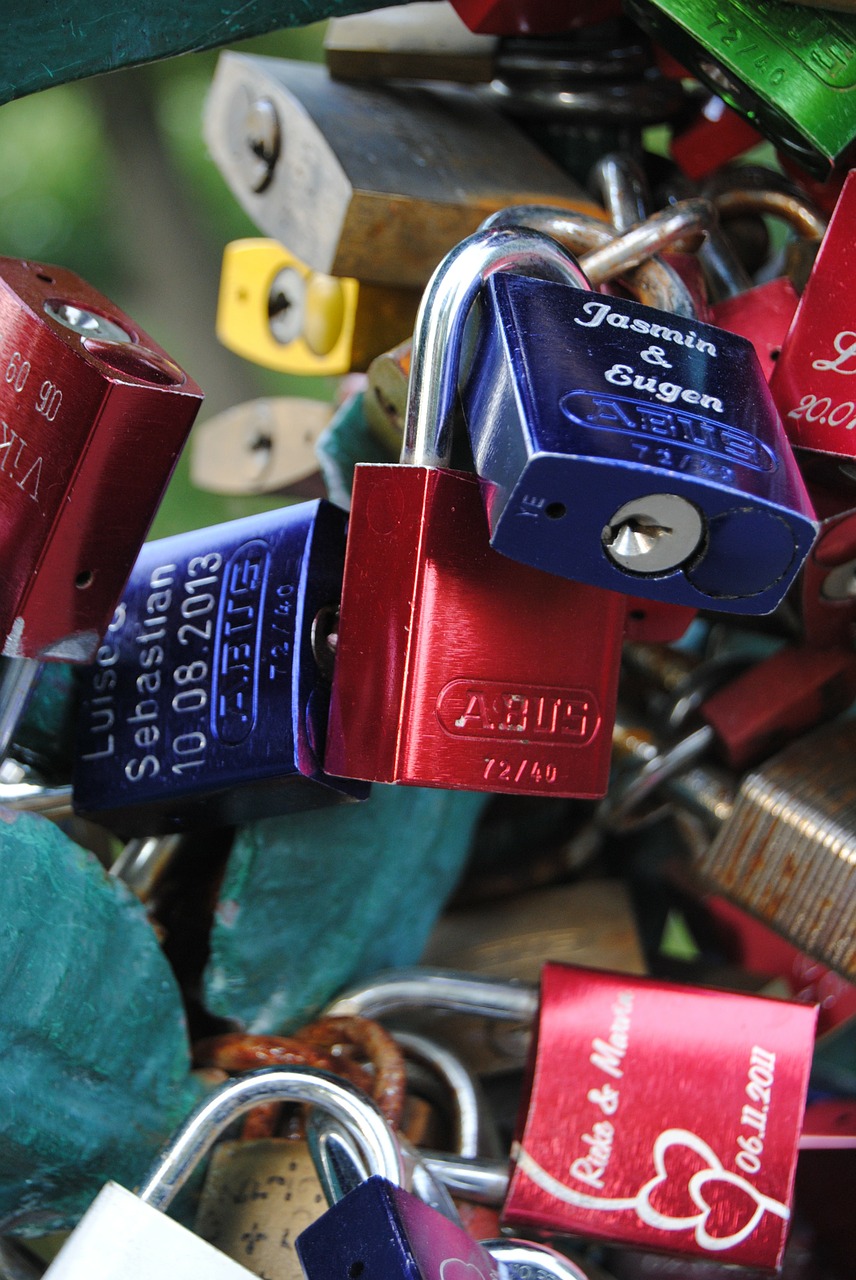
203, 54, 597, 289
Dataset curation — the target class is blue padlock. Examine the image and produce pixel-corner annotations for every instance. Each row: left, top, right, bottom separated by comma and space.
73, 501, 366, 836
459, 273, 818, 613
297, 1175, 502, 1280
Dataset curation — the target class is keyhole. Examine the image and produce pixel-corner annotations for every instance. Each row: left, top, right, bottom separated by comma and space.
348, 1263, 364, 1278
267, 267, 305, 346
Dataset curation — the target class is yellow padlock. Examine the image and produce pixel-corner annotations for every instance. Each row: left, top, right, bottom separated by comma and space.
216, 239, 421, 375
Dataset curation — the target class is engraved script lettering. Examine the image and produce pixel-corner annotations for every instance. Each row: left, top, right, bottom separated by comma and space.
812, 330, 856, 375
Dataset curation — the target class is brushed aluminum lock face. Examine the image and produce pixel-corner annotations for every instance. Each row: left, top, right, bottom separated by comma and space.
324, 464, 624, 798
73, 501, 366, 837
460, 272, 817, 613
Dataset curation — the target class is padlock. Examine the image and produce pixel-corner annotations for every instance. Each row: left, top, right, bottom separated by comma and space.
297, 1170, 599, 1280
794, 474, 856, 648
363, 201, 706, 457
324, 4, 499, 84
324, 226, 625, 797
296, 1170, 503, 1280
695, 718, 856, 981
189, 398, 332, 498
327, 966, 816, 1270
631, 640, 856, 770
608, 702, 856, 980
216, 240, 421, 375
203, 54, 596, 290
670, 95, 765, 182
0, 257, 202, 662
40, 1067, 405, 1280
72, 500, 366, 838
456, 215, 818, 613
448, 0, 621, 35
191, 1021, 407, 1280
361, 205, 700, 645
624, 0, 856, 175
770, 170, 856, 458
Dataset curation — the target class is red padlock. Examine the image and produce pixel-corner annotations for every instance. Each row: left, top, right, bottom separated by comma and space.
702, 170, 825, 382
795, 475, 856, 649
0, 259, 202, 661
770, 171, 856, 457
325, 228, 625, 797
696, 643, 856, 770
507, 963, 816, 1271
330, 966, 816, 1271
448, 0, 621, 36
671, 97, 765, 182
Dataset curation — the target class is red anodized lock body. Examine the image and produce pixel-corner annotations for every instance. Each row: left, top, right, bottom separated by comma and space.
325, 463, 624, 796
770, 171, 856, 457
326, 224, 626, 798
0, 259, 202, 661
506, 963, 817, 1270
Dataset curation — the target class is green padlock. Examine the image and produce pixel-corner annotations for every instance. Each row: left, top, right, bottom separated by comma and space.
625, 0, 856, 174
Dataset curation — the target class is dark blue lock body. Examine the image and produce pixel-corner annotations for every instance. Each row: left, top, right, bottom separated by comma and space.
460, 274, 818, 614
296, 1176, 501, 1280
73, 501, 366, 836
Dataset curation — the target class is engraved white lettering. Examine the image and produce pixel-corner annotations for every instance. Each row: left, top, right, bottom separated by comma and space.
573, 301, 717, 356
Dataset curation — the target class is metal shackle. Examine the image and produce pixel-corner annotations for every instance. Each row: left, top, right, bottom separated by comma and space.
326, 967, 539, 1024
479, 203, 697, 316
401, 226, 590, 471
136, 1066, 405, 1212
702, 164, 828, 243
395, 1029, 486, 1160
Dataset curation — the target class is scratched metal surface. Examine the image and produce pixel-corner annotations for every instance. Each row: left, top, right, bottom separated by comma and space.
0, 0, 402, 104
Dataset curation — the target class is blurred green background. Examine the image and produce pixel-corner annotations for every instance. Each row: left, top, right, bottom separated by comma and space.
0, 23, 333, 539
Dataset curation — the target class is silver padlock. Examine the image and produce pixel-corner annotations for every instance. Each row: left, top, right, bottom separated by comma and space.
41, 1068, 404, 1280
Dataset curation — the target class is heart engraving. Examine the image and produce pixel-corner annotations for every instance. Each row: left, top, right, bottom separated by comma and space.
440, 1258, 496, 1280
512, 1128, 790, 1254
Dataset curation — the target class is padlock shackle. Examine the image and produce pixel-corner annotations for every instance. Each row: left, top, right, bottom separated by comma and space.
402, 227, 590, 470
480, 204, 696, 315
326, 967, 539, 1022
420, 1149, 508, 1206
702, 164, 828, 241
136, 1066, 405, 1212
589, 151, 652, 233
394, 1029, 482, 1159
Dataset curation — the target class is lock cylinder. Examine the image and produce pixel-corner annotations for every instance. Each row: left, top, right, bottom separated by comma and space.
459, 269, 818, 613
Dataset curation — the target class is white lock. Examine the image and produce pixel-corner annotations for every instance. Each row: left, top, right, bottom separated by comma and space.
42, 1066, 405, 1280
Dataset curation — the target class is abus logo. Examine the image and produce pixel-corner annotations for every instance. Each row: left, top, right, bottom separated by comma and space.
436, 681, 600, 745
